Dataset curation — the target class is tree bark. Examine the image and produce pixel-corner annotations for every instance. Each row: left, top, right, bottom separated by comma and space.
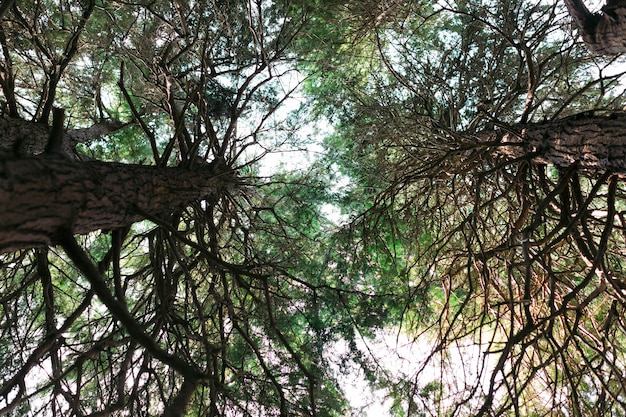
0, 116, 125, 157
483, 112, 626, 173
0, 153, 234, 253
564, 0, 626, 55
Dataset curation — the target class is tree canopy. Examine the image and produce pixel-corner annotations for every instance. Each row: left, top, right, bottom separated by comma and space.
1, 0, 626, 416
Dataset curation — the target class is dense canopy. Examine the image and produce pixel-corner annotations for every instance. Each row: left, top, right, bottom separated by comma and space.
1, 0, 626, 416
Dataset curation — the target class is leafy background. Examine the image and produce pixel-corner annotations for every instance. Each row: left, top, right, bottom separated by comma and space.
1, 0, 626, 416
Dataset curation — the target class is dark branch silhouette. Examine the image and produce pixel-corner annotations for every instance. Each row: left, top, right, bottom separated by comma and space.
0, 0, 15, 20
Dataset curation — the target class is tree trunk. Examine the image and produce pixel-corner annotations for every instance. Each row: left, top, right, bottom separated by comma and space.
564, 0, 626, 55
0, 153, 234, 253
483, 112, 626, 173
0, 116, 125, 157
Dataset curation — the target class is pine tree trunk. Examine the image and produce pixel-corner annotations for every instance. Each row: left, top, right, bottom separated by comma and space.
485, 112, 626, 173
0, 154, 233, 253
564, 0, 626, 55
0, 116, 125, 157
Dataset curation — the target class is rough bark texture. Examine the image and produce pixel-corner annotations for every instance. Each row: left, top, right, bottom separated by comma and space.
0, 116, 125, 157
0, 153, 234, 253
484, 112, 626, 173
564, 0, 626, 55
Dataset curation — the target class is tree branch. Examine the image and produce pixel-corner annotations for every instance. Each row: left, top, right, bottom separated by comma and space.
160, 377, 199, 417
0, 0, 14, 20
57, 231, 206, 380
45, 107, 65, 155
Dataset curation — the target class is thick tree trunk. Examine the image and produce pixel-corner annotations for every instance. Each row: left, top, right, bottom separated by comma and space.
564, 0, 626, 55
0, 153, 233, 253
484, 112, 626, 173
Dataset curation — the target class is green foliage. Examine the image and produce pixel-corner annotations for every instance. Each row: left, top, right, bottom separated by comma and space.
294, 0, 626, 416
3, 0, 626, 415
